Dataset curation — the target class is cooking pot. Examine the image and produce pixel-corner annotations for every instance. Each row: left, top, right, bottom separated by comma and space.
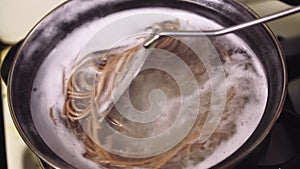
0, 0, 288, 168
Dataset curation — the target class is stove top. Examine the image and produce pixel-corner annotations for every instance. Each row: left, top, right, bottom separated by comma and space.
1, 1, 300, 169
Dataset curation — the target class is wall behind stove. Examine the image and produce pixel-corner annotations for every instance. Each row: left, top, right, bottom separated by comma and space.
0, 0, 67, 44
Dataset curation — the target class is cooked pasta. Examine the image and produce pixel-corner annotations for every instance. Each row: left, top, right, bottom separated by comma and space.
60, 21, 248, 168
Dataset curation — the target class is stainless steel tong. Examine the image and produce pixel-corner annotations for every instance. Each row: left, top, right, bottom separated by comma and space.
143, 6, 300, 47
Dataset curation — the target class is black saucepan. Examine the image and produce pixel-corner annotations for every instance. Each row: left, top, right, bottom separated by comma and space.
1, 0, 287, 168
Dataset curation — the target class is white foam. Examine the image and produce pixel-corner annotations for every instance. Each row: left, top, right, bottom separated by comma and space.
195, 37, 268, 169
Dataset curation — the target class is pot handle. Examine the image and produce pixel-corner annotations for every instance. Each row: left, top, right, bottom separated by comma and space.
238, 101, 300, 169
279, 0, 300, 6
255, 108, 300, 169
0, 40, 23, 85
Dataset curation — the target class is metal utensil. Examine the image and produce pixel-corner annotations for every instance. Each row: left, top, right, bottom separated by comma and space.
143, 6, 300, 47
112, 6, 300, 117
101, 6, 300, 122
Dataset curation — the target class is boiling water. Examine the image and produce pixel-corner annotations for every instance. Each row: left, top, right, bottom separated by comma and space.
30, 7, 268, 169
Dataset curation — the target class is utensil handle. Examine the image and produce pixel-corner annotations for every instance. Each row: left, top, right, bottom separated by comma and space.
218, 5, 300, 35
1, 40, 23, 85
158, 6, 300, 37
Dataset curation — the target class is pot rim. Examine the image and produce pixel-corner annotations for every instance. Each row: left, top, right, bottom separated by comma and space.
6, 0, 288, 168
